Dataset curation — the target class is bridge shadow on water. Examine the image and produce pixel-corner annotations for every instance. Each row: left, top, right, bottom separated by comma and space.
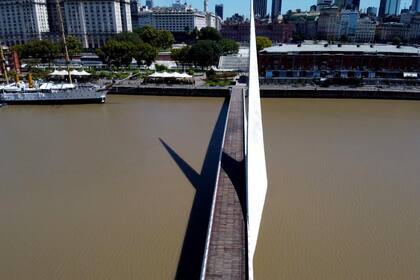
159, 97, 230, 280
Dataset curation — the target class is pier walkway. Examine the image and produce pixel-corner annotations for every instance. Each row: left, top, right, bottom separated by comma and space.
199, 1, 267, 278
202, 88, 247, 279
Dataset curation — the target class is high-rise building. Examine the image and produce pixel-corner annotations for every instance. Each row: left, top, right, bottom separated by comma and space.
0, 0, 50, 45
46, 0, 63, 35
131, 0, 140, 28
225, 13, 245, 24
63, 0, 132, 49
335, 0, 345, 9
354, 17, 377, 42
411, 0, 420, 12
271, 0, 282, 22
317, 7, 341, 39
215, 4, 224, 20
345, 0, 360, 10
376, 22, 408, 41
146, 0, 153, 9
335, 0, 359, 10
317, 0, 333, 11
400, 9, 414, 23
408, 13, 420, 41
339, 9, 359, 38
379, 0, 401, 17
254, 0, 267, 18
138, 4, 222, 33
283, 10, 319, 39
379, 0, 386, 16
131, 0, 139, 14
367, 7, 378, 17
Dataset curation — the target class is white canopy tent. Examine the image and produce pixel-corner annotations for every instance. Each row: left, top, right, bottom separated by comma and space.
148, 72, 192, 79
49, 70, 91, 77
404, 72, 418, 78
70, 70, 91, 76
171, 72, 184, 78
179, 73, 193, 78
160, 72, 172, 78
49, 70, 68, 76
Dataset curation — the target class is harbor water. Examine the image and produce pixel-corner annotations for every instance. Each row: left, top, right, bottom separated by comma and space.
1, 96, 420, 279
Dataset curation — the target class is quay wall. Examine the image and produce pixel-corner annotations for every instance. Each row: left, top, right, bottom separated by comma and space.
109, 86, 230, 97
260, 88, 420, 100
108, 85, 420, 100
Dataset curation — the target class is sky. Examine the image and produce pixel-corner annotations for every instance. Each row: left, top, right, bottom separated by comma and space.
153, 0, 412, 18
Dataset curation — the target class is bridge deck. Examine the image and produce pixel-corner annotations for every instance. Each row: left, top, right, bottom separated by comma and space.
204, 88, 247, 279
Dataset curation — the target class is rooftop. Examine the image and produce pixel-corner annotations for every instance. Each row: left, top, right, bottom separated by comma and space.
262, 44, 420, 55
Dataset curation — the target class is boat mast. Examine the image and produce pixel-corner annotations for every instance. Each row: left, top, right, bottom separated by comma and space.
0, 40, 9, 84
55, 0, 72, 84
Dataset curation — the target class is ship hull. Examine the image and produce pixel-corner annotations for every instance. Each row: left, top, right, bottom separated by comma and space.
0, 88, 107, 105
2, 97, 105, 105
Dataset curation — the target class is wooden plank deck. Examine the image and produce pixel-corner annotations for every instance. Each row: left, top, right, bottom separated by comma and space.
204, 88, 247, 279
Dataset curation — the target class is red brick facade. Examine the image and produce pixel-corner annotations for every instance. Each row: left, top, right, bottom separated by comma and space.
259, 48, 420, 77
221, 23, 294, 43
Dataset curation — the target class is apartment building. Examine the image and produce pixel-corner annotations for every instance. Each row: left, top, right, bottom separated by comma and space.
0, 0, 50, 45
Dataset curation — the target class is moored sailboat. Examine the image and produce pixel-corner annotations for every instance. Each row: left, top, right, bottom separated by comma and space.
0, 0, 107, 105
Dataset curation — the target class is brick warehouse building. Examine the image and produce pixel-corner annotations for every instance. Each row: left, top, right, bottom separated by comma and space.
258, 43, 420, 79
221, 22, 293, 43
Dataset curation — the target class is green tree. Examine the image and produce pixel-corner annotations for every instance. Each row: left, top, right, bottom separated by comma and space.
157, 30, 175, 49
392, 36, 402, 45
134, 26, 175, 49
133, 43, 158, 67
63, 36, 82, 60
199, 27, 222, 41
292, 33, 304, 43
96, 39, 135, 67
11, 44, 27, 59
134, 26, 160, 47
191, 27, 200, 41
171, 46, 191, 69
256, 36, 272, 52
340, 35, 349, 43
24, 40, 60, 65
188, 40, 222, 68
113, 32, 142, 45
218, 39, 239, 55
155, 64, 168, 72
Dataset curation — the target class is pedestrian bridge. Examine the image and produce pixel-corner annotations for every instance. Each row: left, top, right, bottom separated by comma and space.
200, 0, 268, 278
161, 1, 267, 278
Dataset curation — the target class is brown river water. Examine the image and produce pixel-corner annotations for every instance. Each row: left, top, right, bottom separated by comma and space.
1, 95, 420, 279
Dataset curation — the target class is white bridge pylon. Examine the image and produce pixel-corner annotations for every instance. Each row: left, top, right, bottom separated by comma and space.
246, 0, 268, 279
